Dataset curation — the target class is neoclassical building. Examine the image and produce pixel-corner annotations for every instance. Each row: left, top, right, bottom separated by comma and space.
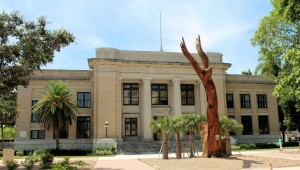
15, 48, 280, 150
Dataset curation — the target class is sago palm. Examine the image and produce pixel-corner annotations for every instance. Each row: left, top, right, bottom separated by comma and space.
149, 116, 172, 159
220, 116, 243, 156
170, 116, 184, 159
182, 114, 206, 158
32, 81, 79, 150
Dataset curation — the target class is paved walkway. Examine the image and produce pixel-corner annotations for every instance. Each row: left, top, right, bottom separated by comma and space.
92, 149, 300, 170
1, 149, 299, 169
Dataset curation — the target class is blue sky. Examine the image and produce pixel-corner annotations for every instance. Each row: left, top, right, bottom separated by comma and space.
1, 0, 273, 74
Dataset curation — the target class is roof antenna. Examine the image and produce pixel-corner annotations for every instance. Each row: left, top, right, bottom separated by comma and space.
160, 12, 164, 52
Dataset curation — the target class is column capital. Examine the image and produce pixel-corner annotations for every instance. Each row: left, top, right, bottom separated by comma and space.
142, 77, 152, 82
172, 77, 182, 82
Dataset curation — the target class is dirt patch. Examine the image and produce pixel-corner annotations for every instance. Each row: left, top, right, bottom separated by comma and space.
139, 155, 300, 170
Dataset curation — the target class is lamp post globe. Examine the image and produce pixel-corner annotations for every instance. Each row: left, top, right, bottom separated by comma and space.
104, 121, 109, 138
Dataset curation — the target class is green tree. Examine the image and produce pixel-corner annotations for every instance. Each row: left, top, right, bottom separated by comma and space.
0, 11, 75, 98
220, 117, 243, 156
1, 126, 15, 141
32, 81, 79, 150
251, 0, 300, 133
0, 91, 17, 148
149, 116, 172, 159
170, 116, 184, 159
182, 114, 206, 158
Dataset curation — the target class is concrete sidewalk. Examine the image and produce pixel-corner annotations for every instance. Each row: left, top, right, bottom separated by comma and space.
92, 150, 300, 170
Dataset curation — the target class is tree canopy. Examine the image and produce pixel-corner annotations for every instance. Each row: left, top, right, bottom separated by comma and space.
32, 81, 79, 150
0, 11, 75, 97
251, 0, 300, 111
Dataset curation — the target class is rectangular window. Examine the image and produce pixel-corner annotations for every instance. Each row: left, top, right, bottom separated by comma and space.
257, 94, 267, 108
77, 116, 91, 138
31, 130, 45, 139
125, 118, 138, 136
77, 92, 91, 108
123, 83, 139, 105
241, 115, 253, 135
226, 94, 234, 108
31, 100, 39, 123
53, 126, 68, 139
258, 115, 269, 134
240, 94, 251, 108
151, 84, 168, 105
181, 84, 195, 105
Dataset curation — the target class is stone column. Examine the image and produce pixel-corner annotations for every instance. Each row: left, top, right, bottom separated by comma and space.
142, 77, 153, 140
195, 81, 201, 114
172, 78, 182, 116
200, 82, 206, 115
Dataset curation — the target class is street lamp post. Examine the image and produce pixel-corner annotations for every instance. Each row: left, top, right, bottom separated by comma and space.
104, 121, 109, 138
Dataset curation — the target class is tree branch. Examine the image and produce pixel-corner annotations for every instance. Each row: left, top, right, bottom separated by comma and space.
180, 37, 204, 80
196, 35, 209, 69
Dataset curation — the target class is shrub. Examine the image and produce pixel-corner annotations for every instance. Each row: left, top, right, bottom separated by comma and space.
52, 157, 77, 170
0, 150, 3, 157
92, 145, 116, 156
33, 149, 47, 156
95, 150, 113, 156
40, 152, 54, 169
107, 145, 116, 154
74, 160, 86, 166
238, 144, 252, 150
49, 149, 93, 156
231, 145, 240, 151
16, 150, 24, 156
283, 142, 299, 147
238, 143, 256, 150
21, 154, 39, 170
255, 143, 278, 149
5, 160, 19, 170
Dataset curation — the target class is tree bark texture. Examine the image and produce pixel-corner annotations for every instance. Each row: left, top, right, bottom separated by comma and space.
162, 133, 169, 159
175, 132, 182, 159
188, 131, 195, 158
180, 35, 224, 157
198, 122, 208, 157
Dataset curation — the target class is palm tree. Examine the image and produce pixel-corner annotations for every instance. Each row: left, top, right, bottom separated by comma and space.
32, 81, 79, 150
170, 116, 184, 159
220, 116, 243, 156
149, 116, 172, 159
182, 114, 206, 158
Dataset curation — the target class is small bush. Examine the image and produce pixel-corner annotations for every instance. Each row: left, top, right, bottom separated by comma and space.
21, 154, 39, 170
255, 143, 278, 149
74, 160, 86, 166
16, 150, 24, 156
107, 145, 116, 154
95, 150, 113, 156
231, 145, 240, 151
49, 149, 93, 156
0, 150, 3, 157
52, 157, 77, 170
5, 160, 19, 170
40, 152, 54, 169
283, 142, 299, 147
92, 145, 116, 156
33, 149, 47, 156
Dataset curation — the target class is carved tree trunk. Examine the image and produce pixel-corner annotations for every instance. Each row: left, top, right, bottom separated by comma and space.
180, 35, 224, 157
198, 122, 208, 157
